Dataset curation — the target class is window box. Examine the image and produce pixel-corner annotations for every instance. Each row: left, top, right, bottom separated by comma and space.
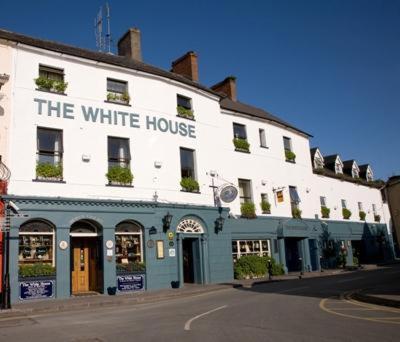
107, 91, 130, 105
36, 162, 63, 181
292, 207, 302, 219
241, 202, 257, 219
19, 264, 56, 278
359, 211, 366, 221
177, 105, 195, 120
285, 150, 296, 163
260, 200, 271, 214
342, 208, 352, 220
374, 214, 381, 222
180, 177, 199, 193
35, 65, 67, 94
321, 206, 330, 219
233, 138, 250, 152
106, 165, 133, 186
107, 79, 130, 105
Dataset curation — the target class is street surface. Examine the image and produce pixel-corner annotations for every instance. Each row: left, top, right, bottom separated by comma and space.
0, 264, 399, 341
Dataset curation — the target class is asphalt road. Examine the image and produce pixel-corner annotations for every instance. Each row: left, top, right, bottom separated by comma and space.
0, 265, 399, 342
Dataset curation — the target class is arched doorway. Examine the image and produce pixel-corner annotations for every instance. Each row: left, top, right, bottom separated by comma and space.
70, 220, 103, 294
176, 218, 205, 284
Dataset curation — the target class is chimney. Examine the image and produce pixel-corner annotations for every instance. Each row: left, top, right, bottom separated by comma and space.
171, 51, 198, 82
211, 76, 237, 101
118, 28, 142, 62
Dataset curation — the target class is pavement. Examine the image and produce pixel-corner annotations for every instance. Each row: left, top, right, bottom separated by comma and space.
1, 264, 399, 318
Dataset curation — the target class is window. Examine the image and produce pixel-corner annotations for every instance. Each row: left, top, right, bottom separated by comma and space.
115, 222, 143, 268
372, 204, 377, 215
341, 199, 347, 209
358, 202, 363, 211
177, 95, 194, 119
315, 156, 324, 169
352, 167, 359, 178
238, 179, 252, 204
261, 193, 271, 214
233, 123, 247, 140
283, 137, 295, 162
180, 147, 196, 179
320, 196, 327, 207
36, 65, 66, 94
289, 186, 301, 216
36, 128, 63, 180
259, 129, 267, 147
232, 240, 270, 262
107, 78, 129, 104
335, 162, 343, 174
108, 137, 131, 169
19, 221, 55, 267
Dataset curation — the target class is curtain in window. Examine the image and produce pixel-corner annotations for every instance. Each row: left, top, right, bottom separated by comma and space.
289, 187, 300, 203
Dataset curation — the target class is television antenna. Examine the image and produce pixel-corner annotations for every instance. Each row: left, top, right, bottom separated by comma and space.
94, 2, 112, 53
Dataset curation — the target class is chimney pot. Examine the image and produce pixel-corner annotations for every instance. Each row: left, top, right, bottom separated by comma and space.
171, 51, 199, 82
211, 76, 237, 101
118, 28, 142, 61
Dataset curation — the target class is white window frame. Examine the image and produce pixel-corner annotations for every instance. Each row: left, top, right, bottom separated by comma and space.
232, 239, 271, 261
320, 196, 327, 207
259, 129, 267, 148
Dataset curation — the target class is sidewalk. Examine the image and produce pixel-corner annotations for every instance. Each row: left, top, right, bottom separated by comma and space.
351, 284, 400, 309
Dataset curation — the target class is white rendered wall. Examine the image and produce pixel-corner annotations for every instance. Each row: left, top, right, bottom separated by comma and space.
7, 44, 389, 225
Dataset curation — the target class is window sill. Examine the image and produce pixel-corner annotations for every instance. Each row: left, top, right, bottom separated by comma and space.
285, 159, 296, 164
261, 211, 271, 215
234, 148, 251, 154
104, 100, 132, 107
260, 145, 269, 149
33, 178, 66, 183
106, 183, 134, 188
176, 114, 196, 121
180, 189, 201, 194
35, 88, 67, 96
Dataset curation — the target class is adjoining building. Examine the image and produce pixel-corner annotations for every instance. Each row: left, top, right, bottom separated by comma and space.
0, 27, 394, 303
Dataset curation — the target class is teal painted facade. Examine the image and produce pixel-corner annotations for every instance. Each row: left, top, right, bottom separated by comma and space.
4, 195, 394, 303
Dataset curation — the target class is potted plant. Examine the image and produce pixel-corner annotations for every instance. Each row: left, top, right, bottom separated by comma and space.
106, 166, 133, 185
342, 208, 352, 220
292, 207, 302, 219
177, 105, 194, 119
285, 150, 296, 162
321, 206, 330, 218
241, 202, 256, 219
180, 177, 199, 192
36, 162, 63, 180
19, 263, 56, 279
34, 77, 68, 93
233, 138, 250, 152
359, 211, 366, 221
260, 200, 271, 214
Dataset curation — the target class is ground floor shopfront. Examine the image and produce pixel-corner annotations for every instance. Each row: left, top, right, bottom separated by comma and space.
1, 195, 395, 304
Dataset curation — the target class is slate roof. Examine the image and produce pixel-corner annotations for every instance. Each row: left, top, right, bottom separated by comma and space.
220, 98, 312, 137
323, 154, 339, 165
0, 28, 311, 138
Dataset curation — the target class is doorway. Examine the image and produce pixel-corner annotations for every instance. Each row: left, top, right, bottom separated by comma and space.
285, 238, 302, 272
182, 238, 202, 284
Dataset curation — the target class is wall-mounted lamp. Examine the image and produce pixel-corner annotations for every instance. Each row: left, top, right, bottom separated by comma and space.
162, 212, 173, 232
215, 216, 225, 233
0, 73, 10, 90
261, 180, 267, 186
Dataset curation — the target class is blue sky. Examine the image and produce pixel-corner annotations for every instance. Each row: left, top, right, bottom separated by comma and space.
1, 0, 399, 179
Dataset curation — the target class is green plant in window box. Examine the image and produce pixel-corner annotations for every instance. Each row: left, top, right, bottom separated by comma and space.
321, 206, 330, 218
180, 177, 199, 192
34, 77, 68, 93
241, 202, 257, 219
233, 138, 250, 152
342, 208, 352, 220
116, 262, 146, 273
177, 105, 194, 119
359, 211, 366, 221
53, 80, 68, 93
374, 214, 381, 222
36, 162, 63, 179
19, 263, 56, 278
107, 92, 117, 101
260, 200, 271, 214
285, 150, 296, 162
106, 166, 133, 185
121, 91, 130, 103
292, 207, 302, 219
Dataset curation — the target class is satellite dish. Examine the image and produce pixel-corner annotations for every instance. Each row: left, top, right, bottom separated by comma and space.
219, 184, 238, 203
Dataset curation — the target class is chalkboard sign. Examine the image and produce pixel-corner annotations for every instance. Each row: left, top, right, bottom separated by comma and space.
117, 274, 145, 292
19, 280, 55, 300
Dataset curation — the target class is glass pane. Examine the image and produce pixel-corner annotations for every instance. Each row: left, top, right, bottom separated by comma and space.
115, 234, 142, 264
177, 95, 191, 109
320, 196, 326, 206
180, 148, 195, 178
19, 234, 53, 264
289, 186, 300, 203
239, 179, 251, 202
233, 123, 246, 139
108, 137, 130, 160
341, 199, 347, 208
107, 79, 127, 93
38, 128, 62, 152
283, 137, 291, 151
259, 129, 266, 146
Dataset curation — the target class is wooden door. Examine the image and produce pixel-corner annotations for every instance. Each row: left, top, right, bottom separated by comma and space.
72, 243, 90, 293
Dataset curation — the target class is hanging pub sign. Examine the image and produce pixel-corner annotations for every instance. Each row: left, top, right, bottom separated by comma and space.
19, 280, 55, 300
276, 191, 284, 203
117, 274, 145, 292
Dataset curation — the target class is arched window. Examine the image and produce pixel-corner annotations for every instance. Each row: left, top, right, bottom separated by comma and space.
115, 221, 143, 264
176, 218, 204, 234
19, 220, 55, 266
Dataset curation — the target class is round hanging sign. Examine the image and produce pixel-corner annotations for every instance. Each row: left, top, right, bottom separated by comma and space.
219, 184, 238, 203
59, 240, 68, 250
105, 240, 114, 249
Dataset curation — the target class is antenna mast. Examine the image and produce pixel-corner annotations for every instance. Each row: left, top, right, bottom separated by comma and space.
94, 3, 112, 53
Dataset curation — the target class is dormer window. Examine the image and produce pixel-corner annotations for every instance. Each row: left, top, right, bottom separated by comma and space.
366, 168, 373, 181
335, 162, 343, 174
352, 167, 359, 178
